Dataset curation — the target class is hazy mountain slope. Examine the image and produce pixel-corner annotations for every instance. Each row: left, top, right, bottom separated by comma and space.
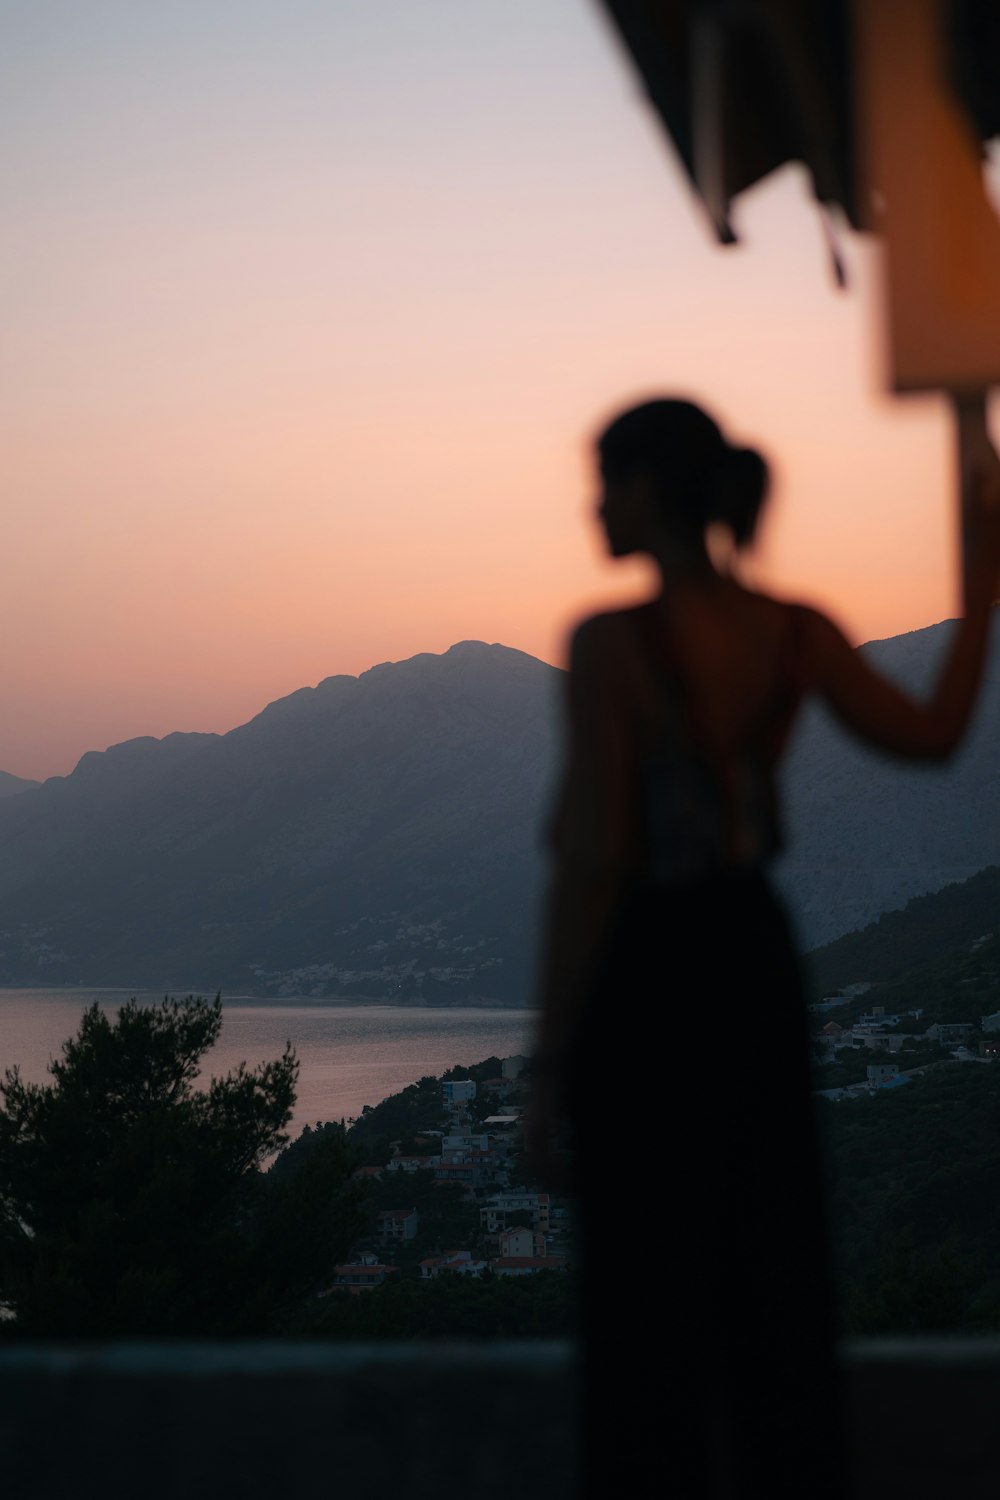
776, 615, 1000, 950
803, 864, 1000, 997
4, 617, 1000, 997
0, 771, 40, 799
0, 643, 561, 1000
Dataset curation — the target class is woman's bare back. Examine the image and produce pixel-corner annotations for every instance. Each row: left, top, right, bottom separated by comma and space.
622, 581, 800, 757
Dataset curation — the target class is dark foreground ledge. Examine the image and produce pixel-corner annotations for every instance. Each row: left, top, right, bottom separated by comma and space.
2, 1337, 1000, 1499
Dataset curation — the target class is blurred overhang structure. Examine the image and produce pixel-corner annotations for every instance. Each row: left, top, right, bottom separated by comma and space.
600, 0, 859, 248
599, 1, 1000, 592
598, 1, 1000, 258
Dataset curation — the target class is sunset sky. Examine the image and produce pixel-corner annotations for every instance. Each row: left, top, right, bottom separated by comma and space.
1, 0, 979, 780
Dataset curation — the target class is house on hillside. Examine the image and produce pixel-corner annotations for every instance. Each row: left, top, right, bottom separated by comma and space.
420, 1250, 487, 1279
482, 1112, 523, 1137
866, 1064, 910, 1091
433, 1158, 503, 1191
853, 1031, 904, 1054
481, 1192, 551, 1234
352, 1164, 384, 1182
498, 1226, 547, 1259
329, 1255, 399, 1293
386, 1154, 439, 1175
480, 1076, 519, 1098
441, 1130, 491, 1158
493, 1252, 569, 1278
926, 1023, 976, 1046
442, 1080, 476, 1109
857, 1006, 901, 1028
377, 1209, 419, 1245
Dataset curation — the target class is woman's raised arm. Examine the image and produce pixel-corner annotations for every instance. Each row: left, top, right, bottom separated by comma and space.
798, 469, 1000, 759
798, 605, 991, 760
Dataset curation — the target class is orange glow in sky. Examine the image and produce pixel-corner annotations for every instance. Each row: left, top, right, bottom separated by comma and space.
0, 2, 977, 779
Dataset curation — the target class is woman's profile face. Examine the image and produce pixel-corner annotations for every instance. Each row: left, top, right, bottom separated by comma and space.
596, 459, 655, 558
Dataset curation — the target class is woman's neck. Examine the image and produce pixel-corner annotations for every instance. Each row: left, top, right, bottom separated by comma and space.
652, 533, 719, 588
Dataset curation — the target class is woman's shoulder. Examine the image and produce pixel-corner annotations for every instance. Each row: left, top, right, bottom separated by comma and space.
570, 602, 653, 655
742, 588, 847, 644
730, 587, 853, 693
566, 606, 656, 710
727, 584, 833, 641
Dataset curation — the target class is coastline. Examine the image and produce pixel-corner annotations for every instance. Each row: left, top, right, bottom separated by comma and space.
0, 983, 533, 1011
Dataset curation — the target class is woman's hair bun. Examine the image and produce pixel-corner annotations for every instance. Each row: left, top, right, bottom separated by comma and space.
710, 445, 769, 548
596, 397, 771, 550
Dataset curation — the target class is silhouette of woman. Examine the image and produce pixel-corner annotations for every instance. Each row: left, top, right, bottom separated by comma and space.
528, 397, 1000, 1499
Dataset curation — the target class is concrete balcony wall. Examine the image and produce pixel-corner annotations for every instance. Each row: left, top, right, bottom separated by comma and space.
1, 1341, 580, 1500
3, 1338, 1000, 1498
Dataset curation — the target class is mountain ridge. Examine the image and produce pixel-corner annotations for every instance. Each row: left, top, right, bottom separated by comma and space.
0, 769, 41, 799
4, 620, 1000, 994
0, 641, 561, 1000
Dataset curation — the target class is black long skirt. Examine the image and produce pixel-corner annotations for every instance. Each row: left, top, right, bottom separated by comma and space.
565, 868, 846, 1499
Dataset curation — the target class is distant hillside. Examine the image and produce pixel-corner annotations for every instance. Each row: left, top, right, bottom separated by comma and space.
0, 642, 561, 1001
4, 615, 1000, 996
777, 614, 1000, 948
0, 770, 40, 799
804, 864, 1000, 999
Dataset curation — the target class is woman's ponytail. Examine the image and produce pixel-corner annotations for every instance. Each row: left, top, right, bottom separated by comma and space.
710, 445, 769, 549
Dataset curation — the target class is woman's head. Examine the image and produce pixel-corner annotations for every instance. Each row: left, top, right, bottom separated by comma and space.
596, 397, 769, 558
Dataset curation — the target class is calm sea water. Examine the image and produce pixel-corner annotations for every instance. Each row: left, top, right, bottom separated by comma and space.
0, 989, 534, 1137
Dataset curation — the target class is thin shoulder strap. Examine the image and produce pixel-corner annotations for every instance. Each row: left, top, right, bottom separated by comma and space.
632, 602, 683, 684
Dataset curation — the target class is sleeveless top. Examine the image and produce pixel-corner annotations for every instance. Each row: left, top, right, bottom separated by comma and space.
635, 603, 806, 887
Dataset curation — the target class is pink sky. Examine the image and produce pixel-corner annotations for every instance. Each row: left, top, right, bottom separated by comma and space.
0, 2, 978, 780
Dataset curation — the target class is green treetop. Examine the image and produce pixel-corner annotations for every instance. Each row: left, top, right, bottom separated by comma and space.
0, 994, 367, 1338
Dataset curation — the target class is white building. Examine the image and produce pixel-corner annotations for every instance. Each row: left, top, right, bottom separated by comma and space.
866, 1064, 909, 1091
419, 1250, 487, 1279
498, 1226, 546, 1259
481, 1192, 551, 1233
442, 1130, 490, 1155
377, 1208, 419, 1244
331, 1255, 398, 1291
442, 1079, 477, 1107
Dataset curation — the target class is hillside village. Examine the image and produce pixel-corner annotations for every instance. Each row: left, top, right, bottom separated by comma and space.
318, 912, 1000, 1299
809, 927, 1000, 1099
324, 1055, 572, 1294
